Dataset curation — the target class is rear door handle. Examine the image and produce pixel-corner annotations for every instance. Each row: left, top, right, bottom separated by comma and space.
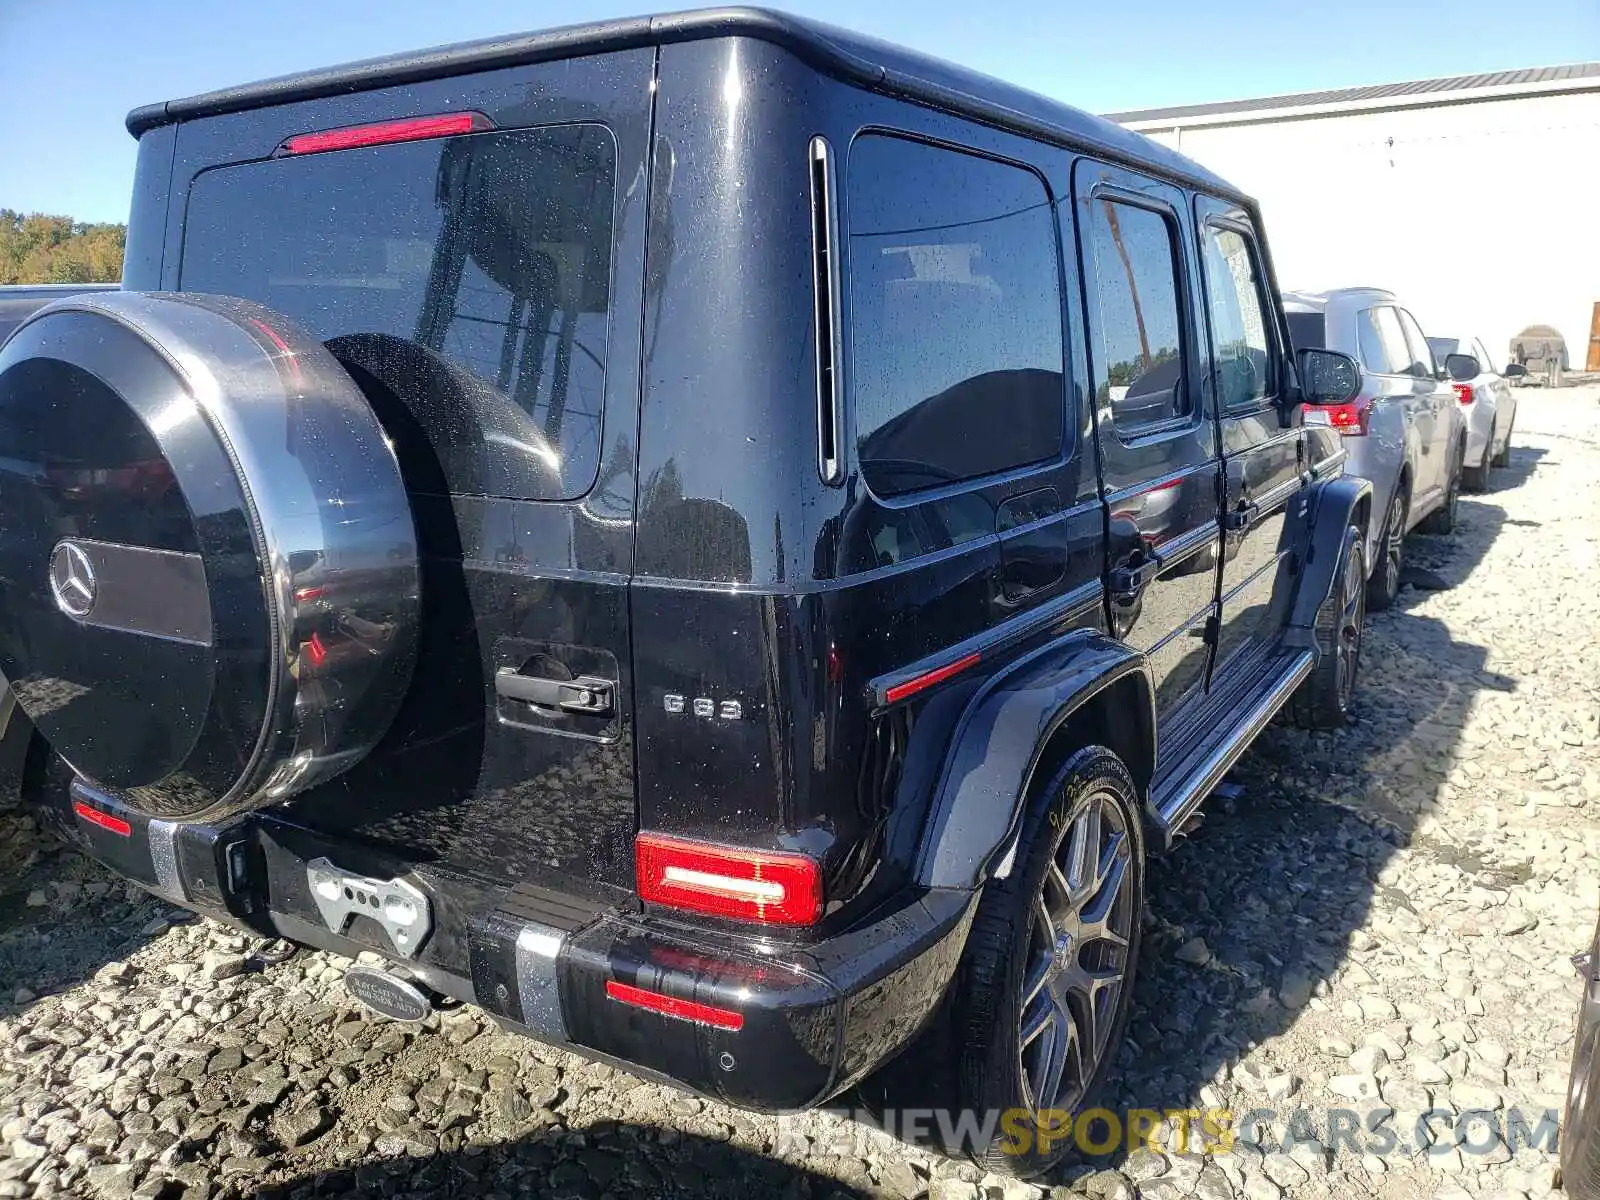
495, 669, 615, 715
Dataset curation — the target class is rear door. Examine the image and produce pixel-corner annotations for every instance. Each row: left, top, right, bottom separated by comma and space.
1477, 336, 1516, 439
1193, 197, 1303, 679
1075, 160, 1220, 740
171, 51, 656, 904
1396, 306, 1452, 496
1359, 305, 1438, 507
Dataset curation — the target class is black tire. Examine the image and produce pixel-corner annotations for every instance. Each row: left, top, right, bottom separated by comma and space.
1291, 524, 1365, 730
1562, 910, 1600, 1199
951, 745, 1145, 1177
1492, 417, 1514, 469
1463, 439, 1491, 493
1366, 484, 1407, 611
1418, 446, 1463, 535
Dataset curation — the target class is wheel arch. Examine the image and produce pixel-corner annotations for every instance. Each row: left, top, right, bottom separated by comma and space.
913, 631, 1155, 892
0, 679, 32, 806
1288, 474, 1374, 637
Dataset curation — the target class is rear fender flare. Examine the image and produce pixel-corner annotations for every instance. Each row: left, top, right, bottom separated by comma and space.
914, 632, 1154, 891
1288, 475, 1373, 636
0, 676, 31, 805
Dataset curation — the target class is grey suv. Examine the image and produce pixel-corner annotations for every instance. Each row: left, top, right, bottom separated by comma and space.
1284, 288, 1467, 609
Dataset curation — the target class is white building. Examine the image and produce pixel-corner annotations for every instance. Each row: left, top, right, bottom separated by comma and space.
1110, 64, 1600, 372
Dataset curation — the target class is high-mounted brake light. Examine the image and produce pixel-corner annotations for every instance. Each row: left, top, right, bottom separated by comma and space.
635, 833, 822, 926
276, 112, 494, 157
1305, 400, 1372, 437
1453, 383, 1474, 406
73, 799, 131, 837
604, 980, 744, 1030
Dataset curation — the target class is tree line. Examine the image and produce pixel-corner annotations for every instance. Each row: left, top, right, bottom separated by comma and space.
0, 210, 125, 285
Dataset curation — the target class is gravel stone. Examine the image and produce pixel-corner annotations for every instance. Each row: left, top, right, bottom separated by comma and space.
2, 388, 1596, 1199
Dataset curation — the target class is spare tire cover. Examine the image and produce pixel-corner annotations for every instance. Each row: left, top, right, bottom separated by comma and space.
0, 291, 419, 822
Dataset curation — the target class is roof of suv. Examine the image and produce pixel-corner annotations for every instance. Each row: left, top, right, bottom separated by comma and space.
1281, 287, 1398, 313
124, 6, 1236, 199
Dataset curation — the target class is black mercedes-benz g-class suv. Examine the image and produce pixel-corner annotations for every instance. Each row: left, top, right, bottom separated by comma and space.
0, 8, 1369, 1174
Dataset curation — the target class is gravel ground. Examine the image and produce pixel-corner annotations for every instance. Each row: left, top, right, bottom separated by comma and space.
1, 386, 1598, 1200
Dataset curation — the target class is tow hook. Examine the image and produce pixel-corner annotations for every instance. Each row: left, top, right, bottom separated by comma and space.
249, 938, 298, 968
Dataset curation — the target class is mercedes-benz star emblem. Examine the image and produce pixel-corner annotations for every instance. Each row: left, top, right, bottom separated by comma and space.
49, 541, 98, 619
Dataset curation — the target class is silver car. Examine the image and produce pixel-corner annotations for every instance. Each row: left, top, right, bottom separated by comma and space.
1427, 333, 1521, 491
1283, 288, 1468, 610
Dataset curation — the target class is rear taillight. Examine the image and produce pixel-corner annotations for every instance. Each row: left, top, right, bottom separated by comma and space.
1305, 400, 1372, 437
635, 833, 822, 926
1453, 383, 1474, 405
276, 112, 494, 157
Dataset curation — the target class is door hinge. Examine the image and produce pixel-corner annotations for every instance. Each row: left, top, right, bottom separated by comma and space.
1224, 500, 1259, 532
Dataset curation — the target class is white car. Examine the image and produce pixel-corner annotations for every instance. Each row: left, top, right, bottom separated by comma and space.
1427, 334, 1523, 490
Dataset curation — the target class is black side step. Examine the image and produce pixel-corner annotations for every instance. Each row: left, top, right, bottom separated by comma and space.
1148, 647, 1314, 850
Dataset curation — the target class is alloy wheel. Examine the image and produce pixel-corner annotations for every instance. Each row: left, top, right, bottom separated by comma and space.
1336, 541, 1366, 707
1382, 493, 1405, 601
1016, 792, 1135, 1115
1570, 971, 1600, 1140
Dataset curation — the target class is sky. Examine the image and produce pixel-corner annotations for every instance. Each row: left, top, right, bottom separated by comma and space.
2, 0, 1597, 224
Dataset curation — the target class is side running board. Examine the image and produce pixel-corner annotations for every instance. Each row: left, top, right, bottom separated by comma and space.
1150, 649, 1315, 848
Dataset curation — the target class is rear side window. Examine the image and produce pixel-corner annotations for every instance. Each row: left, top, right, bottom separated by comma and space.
846, 134, 1065, 498
1085, 200, 1189, 432
1357, 306, 1413, 376
1199, 225, 1274, 409
181, 124, 618, 501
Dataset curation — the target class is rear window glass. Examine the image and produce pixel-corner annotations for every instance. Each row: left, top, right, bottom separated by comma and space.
1286, 311, 1326, 351
846, 134, 1065, 498
181, 124, 618, 501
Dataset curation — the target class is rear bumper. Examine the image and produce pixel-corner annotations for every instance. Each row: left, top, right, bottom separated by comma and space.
40, 782, 975, 1111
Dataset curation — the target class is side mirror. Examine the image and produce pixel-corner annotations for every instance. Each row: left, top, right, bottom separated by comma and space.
1444, 353, 1480, 382
1504, 363, 1528, 378
1295, 347, 1361, 406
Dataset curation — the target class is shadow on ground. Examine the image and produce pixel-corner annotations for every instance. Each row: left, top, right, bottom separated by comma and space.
1075, 457, 1528, 1176
264, 1123, 871, 1199
1, 444, 1556, 1196
0, 790, 171, 1017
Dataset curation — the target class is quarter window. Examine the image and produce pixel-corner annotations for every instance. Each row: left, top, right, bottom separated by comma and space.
1357, 306, 1414, 376
1085, 199, 1189, 432
846, 134, 1065, 498
1200, 225, 1274, 409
